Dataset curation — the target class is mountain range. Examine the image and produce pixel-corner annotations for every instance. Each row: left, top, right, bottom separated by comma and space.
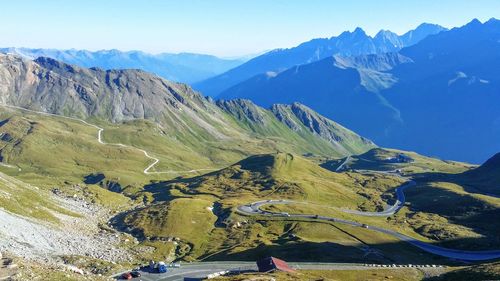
217, 18, 500, 163
0, 53, 374, 160
193, 23, 446, 97
219, 52, 408, 141
2, 20, 498, 163
0, 48, 246, 83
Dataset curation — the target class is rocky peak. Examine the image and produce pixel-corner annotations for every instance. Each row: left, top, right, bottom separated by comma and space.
289, 103, 336, 139
466, 18, 482, 27
337, 27, 369, 40
374, 30, 402, 45
352, 27, 367, 36
270, 104, 301, 131
216, 99, 266, 124
0, 54, 232, 138
34, 56, 64, 68
271, 102, 374, 147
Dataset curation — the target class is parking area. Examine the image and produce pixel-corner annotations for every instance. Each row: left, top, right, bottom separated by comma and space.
117, 262, 256, 281
116, 261, 440, 281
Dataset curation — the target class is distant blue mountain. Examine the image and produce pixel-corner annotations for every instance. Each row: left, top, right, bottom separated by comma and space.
219, 53, 410, 146
0, 48, 246, 83
384, 18, 500, 163
193, 23, 446, 96
219, 19, 500, 163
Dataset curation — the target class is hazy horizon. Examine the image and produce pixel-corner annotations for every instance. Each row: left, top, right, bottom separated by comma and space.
1, 0, 499, 57
0, 17, 490, 59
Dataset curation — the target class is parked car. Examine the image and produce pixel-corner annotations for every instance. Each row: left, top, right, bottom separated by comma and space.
361, 224, 369, 229
157, 261, 168, 273
130, 271, 141, 278
121, 272, 132, 280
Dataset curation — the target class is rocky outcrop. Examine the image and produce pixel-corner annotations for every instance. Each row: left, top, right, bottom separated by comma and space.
216, 99, 266, 124
270, 104, 301, 131
271, 102, 375, 149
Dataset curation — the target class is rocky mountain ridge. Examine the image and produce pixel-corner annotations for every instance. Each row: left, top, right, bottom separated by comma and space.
0, 47, 245, 83
193, 23, 445, 96
0, 53, 375, 157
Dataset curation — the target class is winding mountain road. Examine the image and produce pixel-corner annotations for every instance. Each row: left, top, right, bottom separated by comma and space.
237, 181, 500, 261
342, 181, 416, 217
335, 155, 351, 172
0, 104, 216, 175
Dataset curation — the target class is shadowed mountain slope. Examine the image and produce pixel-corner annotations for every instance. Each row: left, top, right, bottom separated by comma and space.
218, 19, 500, 163
219, 53, 409, 140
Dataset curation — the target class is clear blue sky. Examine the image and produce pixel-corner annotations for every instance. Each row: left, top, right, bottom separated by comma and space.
1, 0, 499, 57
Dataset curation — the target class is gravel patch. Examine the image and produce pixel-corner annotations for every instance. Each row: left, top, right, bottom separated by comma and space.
0, 193, 131, 265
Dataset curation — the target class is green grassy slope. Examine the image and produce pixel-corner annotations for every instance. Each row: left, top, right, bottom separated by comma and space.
390, 152, 500, 250
319, 148, 500, 251
120, 150, 500, 261
0, 110, 151, 188
393, 181, 500, 250
321, 147, 473, 174
122, 197, 217, 259
214, 268, 424, 281
1, 104, 498, 267
0, 170, 77, 223
0, 103, 374, 190
0, 107, 379, 263
117, 153, 451, 263
456, 153, 500, 196
150, 152, 404, 208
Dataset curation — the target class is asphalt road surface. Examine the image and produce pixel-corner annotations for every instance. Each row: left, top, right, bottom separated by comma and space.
342, 181, 416, 217
118, 262, 416, 281
125, 262, 255, 281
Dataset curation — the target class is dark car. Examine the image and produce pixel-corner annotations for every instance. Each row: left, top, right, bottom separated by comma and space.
121, 272, 132, 280
131, 271, 141, 278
